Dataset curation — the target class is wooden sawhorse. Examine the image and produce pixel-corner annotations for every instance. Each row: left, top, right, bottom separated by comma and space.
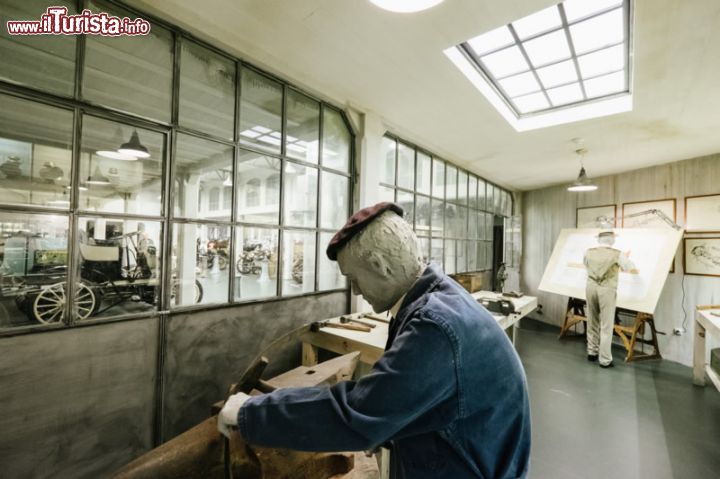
559, 298, 662, 362
559, 297, 587, 339
613, 312, 662, 362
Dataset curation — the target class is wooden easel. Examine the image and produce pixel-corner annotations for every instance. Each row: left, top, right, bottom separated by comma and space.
613, 312, 662, 362
559, 298, 663, 362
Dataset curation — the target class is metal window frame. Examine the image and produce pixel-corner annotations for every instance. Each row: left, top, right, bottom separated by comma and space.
0, 0, 354, 336
381, 133, 513, 274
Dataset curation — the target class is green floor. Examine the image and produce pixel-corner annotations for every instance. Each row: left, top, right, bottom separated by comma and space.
516, 320, 720, 479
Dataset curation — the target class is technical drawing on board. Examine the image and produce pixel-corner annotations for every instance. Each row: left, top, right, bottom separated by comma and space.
539, 228, 683, 314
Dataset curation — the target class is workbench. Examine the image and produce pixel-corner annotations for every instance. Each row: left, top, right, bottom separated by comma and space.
300, 291, 538, 368
693, 306, 720, 392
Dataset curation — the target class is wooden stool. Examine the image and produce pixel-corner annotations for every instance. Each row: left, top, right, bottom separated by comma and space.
613, 312, 663, 362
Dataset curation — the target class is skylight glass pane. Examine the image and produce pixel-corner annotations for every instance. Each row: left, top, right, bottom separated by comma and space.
547, 82, 584, 106
512, 6, 562, 39
536, 59, 578, 88
563, 0, 623, 23
468, 26, 515, 56
570, 8, 624, 54
583, 71, 625, 97
481, 46, 530, 78
498, 71, 541, 97
522, 30, 571, 67
513, 92, 549, 113
577, 44, 624, 78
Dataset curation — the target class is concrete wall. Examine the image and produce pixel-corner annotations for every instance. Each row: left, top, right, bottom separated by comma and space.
521, 153, 720, 366
0, 292, 348, 479
162, 292, 348, 440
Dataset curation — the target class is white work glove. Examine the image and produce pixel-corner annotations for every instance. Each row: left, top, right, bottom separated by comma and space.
217, 392, 251, 438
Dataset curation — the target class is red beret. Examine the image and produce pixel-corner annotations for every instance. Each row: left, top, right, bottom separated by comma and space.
326, 202, 404, 260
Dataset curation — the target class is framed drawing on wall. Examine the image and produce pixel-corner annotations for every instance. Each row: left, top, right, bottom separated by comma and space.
623, 199, 677, 272
622, 199, 677, 228
576, 204, 617, 228
685, 194, 720, 233
684, 237, 720, 277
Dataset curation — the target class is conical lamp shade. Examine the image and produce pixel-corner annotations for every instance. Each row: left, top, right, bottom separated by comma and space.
567, 167, 597, 192
118, 130, 150, 158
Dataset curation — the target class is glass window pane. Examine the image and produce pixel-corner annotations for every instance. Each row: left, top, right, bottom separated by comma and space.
477, 212, 486, 240
174, 133, 233, 221
381, 137, 396, 185
79, 116, 163, 216
486, 185, 495, 213
457, 206, 468, 239
321, 172, 349, 229
78, 217, 162, 318
415, 195, 430, 235
486, 214, 495, 241
239, 68, 283, 154
432, 159, 445, 199
478, 179, 487, 211
430, 237, 443, 268
468, 211, 478, 240
458, 171, 468, 205
379, 185, 395, 203
396, 191, 414, 225
179, 40, 236, 141
283, 162, 317, 227
0, 94, 73, 209
319, 232, 347, 291
445, 203, 457, 237
444, 239, 456, 275
0, 212, 69, 328
469, 176, 478, 209
322, 108, 351, 172
282, 230, 316, 296
495, 188, 503, 213
467, 240, 477, 271
234, 226, 278, 300
286, 89, 319, 163
417, 237, 430, 265
457, 240, 467, 273
446, 165, 457, 202
431, 199, 444, 237
0, 0, 76, 96
477, 242, 486, 270
486, 241, 493, 270
171, 222, 230, 308
397, 142, 414, 190
237, 150, 280, 224
84, 1, 172, 122
416, 152, 431, 194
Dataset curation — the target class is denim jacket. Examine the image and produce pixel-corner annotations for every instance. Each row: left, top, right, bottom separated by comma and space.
239, 264, 531, 478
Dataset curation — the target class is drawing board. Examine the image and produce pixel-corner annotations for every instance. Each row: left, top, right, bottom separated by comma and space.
539, 228, 683, 314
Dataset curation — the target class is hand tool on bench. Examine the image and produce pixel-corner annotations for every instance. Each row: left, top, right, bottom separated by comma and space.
360, 312, 391, 324
311, 319, 371, 333
339, 315, 376, 328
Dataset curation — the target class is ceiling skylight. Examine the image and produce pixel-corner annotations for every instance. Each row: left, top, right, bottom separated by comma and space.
445, 0, 633, 131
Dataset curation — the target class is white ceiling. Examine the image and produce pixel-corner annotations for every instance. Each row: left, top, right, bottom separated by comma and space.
127, 0, 720, 191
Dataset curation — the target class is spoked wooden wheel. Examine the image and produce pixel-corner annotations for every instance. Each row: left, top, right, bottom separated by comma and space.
170, 279, 203, 304
32, 282, 96, 324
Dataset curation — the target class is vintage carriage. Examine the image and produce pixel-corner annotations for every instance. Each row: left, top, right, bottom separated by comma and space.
1, 231, 203, 324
